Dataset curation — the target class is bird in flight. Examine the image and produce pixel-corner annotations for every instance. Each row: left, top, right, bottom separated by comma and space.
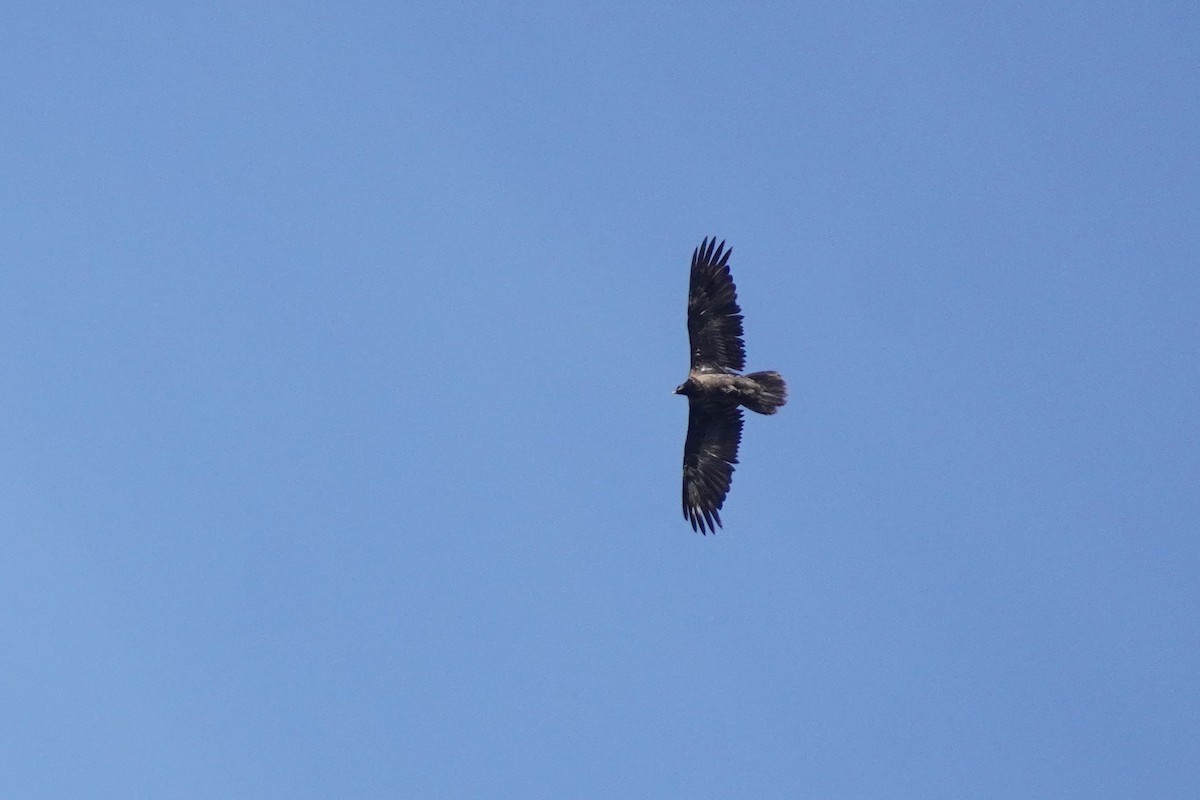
675, 237, 787, 534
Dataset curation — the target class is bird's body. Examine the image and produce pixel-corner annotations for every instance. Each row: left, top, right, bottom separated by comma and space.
675, 238, 787, 534
675, 370, 787, 415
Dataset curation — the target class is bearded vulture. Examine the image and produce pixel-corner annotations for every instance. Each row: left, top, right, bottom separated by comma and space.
674, 238, 787, 534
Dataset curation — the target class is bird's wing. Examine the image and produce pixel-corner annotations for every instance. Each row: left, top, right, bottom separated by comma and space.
687, 237, 745, 373
682, 400, 743, 534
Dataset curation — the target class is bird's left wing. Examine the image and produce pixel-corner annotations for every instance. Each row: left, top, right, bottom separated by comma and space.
681, 400, 743, 534
687, 237, 745, 373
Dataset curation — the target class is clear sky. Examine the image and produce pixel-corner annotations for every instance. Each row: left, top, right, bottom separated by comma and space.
3, 3, 1197, 798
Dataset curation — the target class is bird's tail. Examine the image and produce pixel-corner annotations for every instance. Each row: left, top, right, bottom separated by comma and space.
743, 371, 788, 415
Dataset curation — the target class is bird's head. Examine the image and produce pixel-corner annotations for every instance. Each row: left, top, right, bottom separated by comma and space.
673, 380, 692, 396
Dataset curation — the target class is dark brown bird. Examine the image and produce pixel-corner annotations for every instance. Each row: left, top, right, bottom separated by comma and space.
674, 238, 787, 534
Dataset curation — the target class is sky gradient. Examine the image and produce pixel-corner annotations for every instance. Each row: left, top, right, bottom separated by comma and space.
3, 3, 1198, 798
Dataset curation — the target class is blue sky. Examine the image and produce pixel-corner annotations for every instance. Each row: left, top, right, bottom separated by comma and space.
2, 3, 1197, 797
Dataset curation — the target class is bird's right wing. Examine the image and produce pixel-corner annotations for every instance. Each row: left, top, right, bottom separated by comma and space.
681, 400, 743, 534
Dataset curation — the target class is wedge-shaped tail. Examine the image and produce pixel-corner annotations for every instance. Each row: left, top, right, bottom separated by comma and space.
742, 371, 788, 415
